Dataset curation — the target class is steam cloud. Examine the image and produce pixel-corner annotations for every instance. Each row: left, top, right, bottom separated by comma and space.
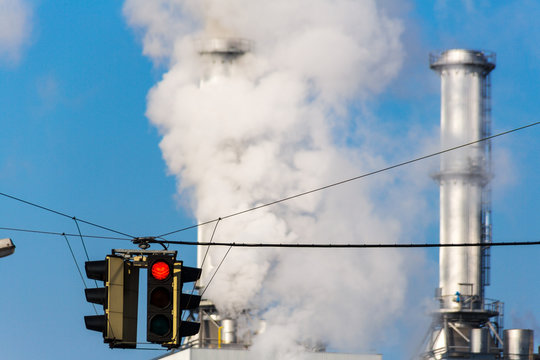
0, 0, 32, 63
124, 0, 431, 357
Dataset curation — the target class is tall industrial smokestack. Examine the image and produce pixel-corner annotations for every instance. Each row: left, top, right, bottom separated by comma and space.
423, 49, 503, 359
196, 37, 252, 286
431, 49, 495, 309
192, 37, 253, 349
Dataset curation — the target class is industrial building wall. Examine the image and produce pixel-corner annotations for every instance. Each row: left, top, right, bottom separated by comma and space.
158, 348, 383, 360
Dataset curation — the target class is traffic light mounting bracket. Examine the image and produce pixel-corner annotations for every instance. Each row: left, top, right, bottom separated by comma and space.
112, 249, 178, 265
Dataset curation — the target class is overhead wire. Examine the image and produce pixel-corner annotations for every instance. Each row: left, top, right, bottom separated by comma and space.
72, 218, 98, 287
3, 224, 538, 248
0, 191, 135, 238
0, 195, 132, 335
198, 218, 221, 271
73, 218, 91, 261
1, 121, 538, 252
0, 226, 132, 241
199, 245, 233, 298
157, 121, 540, 238
180, 218, 221, 327
62, 233, 98, 315
1, 121, 537, 245
151, 238, 540, 249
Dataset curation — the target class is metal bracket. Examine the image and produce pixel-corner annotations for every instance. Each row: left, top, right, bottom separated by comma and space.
448, 322, 470, 343
132, 236, 168, 251
487, 321, 503, 346
132, 236, 155, 250
112, 248, 178, 266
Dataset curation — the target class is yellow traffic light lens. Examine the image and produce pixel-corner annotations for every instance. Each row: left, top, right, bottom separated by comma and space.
149, 287, 171, 309
151, 261, 170, 280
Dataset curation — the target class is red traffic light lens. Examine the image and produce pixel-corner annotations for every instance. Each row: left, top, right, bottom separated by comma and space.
151, 261, 170, 280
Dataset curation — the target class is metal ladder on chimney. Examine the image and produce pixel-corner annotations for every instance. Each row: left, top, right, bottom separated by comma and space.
480, 73, 493, 295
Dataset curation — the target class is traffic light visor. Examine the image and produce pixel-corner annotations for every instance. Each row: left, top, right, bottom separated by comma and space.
85, 260, 107, 281
84, 315, 106, 333
85, 287, 107, 305
151, 261, 170, 280
180, 321, 201, 337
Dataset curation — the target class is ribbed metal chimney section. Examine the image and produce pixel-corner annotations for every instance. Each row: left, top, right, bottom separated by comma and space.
430, 49, 495, 309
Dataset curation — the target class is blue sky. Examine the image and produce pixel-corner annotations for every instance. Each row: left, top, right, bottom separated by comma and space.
0, 1, 539, 359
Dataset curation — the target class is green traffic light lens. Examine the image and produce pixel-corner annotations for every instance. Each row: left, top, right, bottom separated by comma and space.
149, 286, 171, 309
149, 314, 170, 336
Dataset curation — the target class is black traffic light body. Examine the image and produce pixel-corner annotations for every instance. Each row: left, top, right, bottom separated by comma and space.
163, 262, 202, 348
147, 255, 175, 343
84, 255, 139, 348
146, 255, 202, 348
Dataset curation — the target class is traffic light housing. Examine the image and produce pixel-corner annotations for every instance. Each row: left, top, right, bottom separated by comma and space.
84, 255, 139, 348
147, 255, 175, 343
146, 255, 202, 348
164, 262, 202, 348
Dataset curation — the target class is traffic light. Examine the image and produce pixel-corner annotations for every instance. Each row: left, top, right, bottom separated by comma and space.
84, 255, 139, 348
147, 255, 175, 343
164, 262, 202, 348
146, 255, 201, 348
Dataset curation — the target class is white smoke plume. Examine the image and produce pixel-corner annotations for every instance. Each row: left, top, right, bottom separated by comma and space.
0, 0, 32, 64
125, 0, 432, 357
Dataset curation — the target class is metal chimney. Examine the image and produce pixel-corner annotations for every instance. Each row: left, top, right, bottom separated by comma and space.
196, 37, 252, 87
423, 49, 503, 359
421, 48, 540, 360
188, 37, 252, 350
195, 37, 251, 291
431, 49, 495, 309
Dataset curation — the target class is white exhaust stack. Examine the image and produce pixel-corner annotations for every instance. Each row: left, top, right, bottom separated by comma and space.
195, 37, 252, 289
192, 37, 253, 349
